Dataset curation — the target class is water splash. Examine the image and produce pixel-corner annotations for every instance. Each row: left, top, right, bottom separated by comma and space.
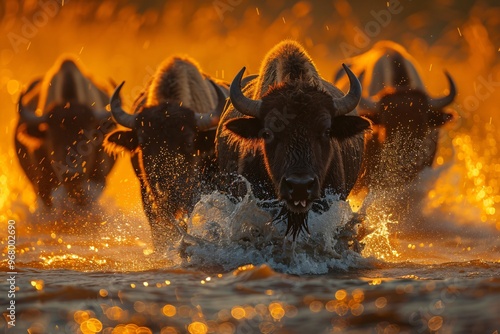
171, 178, 372, 275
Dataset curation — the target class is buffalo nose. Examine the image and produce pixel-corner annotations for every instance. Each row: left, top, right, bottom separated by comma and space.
284, 175, 315, 200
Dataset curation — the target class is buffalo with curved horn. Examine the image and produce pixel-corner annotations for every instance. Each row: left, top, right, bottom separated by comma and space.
334, 40, 457, 191
216, 40, 370, 239
15, 57, 116, 207
104, 56, 228, 251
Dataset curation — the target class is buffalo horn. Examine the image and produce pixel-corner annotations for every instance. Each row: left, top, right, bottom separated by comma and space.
18, 91, 48, 125
428, 71, 457, 110
229, 67, 262, 118
331, 64, 362, 116
109, 81, 136, 129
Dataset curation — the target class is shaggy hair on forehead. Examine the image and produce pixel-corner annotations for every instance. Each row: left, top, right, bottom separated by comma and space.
37, 55, 110, 112
147, 56, 216, 114
253, 40, 323, 98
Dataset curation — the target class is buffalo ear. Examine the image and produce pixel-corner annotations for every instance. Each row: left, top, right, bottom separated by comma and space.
224, 117, 262, 139
331, 116, 371, 140
362, 111, 381, 125
429, 110, 454, 127
104, 130, 139, 154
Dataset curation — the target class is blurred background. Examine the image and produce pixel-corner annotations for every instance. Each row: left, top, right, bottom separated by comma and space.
1, 0, 499, 234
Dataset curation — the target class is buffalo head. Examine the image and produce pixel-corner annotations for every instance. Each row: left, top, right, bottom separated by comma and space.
360, 72, 456, 186
17, 92, 113, 204
105, 81, 226, 203
224, 65, 370, 217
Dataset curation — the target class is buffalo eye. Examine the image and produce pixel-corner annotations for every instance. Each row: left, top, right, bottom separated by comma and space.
323, 128, 331, 138
259, 128, 274, 142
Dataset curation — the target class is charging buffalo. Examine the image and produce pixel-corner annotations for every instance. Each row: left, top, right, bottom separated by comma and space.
15, 57, 116, 207
216, 40, 370, 238
105, 56, 228, 251
334, 41, 456, 190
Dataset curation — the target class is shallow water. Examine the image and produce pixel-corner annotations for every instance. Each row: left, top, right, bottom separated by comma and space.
6, 263, 500, 334
2, 177, 500, 333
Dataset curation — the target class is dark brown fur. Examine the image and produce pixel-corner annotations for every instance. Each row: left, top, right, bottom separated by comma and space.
104, 57, 227, 251
217, 41, 369, 238
15, 59, 116, 207
334, 41, 455, 190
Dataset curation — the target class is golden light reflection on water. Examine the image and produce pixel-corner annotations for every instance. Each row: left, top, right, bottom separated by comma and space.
30, 279, 44, 291
187, 321, 208, 334
49, 265, 314, 334
162, 305, 176, 317
80, 318, 103, 334
16, 259, 495, 334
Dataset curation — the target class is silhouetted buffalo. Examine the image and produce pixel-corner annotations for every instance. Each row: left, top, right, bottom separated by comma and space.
105, 56, 228, 251
15, 57, 116, 207
217, 41, 370, 238
335, 41, 456, 190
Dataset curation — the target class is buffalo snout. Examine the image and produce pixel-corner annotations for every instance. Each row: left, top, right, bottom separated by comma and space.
279, 173, 319, 211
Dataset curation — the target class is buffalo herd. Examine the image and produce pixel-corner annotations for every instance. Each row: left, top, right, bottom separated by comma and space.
15, 40, 456, 250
